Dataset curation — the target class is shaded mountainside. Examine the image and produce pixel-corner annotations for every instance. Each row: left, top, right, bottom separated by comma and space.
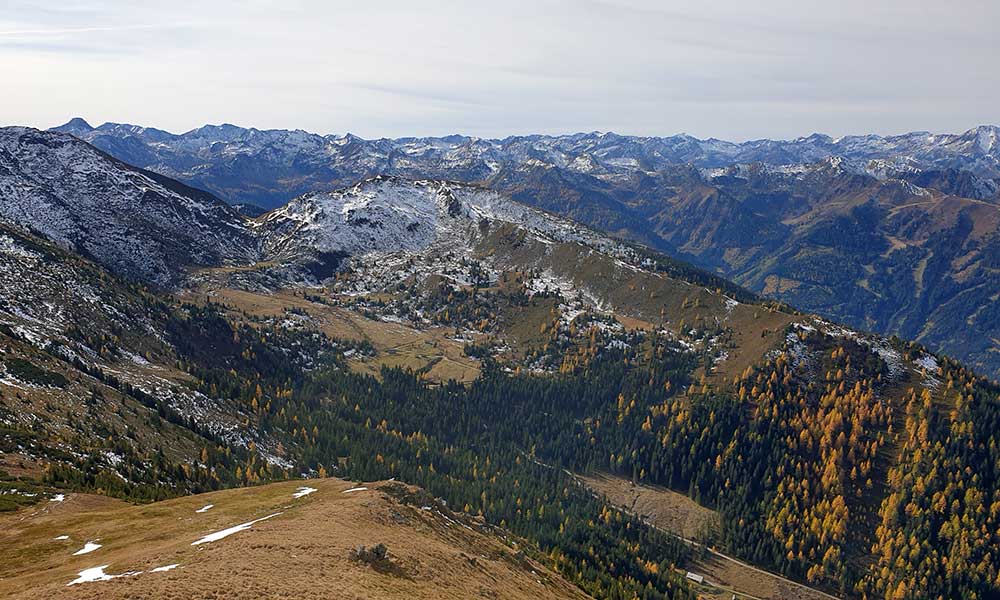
514, 160, 1000, 379
0, 222, 312, 503
0, 127, 258, 286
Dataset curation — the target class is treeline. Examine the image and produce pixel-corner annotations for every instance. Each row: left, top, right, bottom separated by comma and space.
117, 303, 699, 599
38, 294, 1000, 599
228, 325, 697, 597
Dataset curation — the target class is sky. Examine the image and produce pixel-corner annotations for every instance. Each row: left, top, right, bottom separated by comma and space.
2, 0, 998, 140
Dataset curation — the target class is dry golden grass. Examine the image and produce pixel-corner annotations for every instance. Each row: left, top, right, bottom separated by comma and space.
0, 478, 588, 600
710, 302, 797, 381
180, 286, 482, 384
582, 473, 715, 541
583, 473, 835, 600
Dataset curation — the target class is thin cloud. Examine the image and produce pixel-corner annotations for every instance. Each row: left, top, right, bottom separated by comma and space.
346, 83, 494, 110
0, 24, 168, 37
1, 1, 997, 140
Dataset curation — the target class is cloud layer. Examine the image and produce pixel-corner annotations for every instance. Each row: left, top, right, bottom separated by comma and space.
3, 0, 998, 139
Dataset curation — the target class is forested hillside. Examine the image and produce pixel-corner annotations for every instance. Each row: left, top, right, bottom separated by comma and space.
4, 132, 1000, 599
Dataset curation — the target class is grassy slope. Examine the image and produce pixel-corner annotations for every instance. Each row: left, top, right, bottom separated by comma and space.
177, 286, 483, 384
0, 477, 588, 600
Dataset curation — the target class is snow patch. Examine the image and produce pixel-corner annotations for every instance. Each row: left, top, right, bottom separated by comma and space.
191, 512, 282, 545
73, 542, 102, 555
68, 566, 114, 586
67, 565, 142, 586
292, 486, 317, 498
915, 354, 939, 373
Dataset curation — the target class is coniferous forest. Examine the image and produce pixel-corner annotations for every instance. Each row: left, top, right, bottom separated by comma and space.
25, 300, 1000, 600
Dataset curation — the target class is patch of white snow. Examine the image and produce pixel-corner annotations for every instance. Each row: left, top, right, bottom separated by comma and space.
73, 542, 102, 555
191, 512, 282, 545
292, 486, 317, 498
915, 354, 939, 373
67, 565, 142, 586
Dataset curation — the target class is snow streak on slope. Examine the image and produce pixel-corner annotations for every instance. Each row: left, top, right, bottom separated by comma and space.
0, 127, 258, 286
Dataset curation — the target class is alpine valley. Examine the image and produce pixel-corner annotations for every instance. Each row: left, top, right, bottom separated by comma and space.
2, 124, 1000, 600
51, 118, 1000, 381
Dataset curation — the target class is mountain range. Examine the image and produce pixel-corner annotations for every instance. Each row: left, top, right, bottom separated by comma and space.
5, 124, 1000, 599
49, 118, 1000, 379
53, 117, 1000, 210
